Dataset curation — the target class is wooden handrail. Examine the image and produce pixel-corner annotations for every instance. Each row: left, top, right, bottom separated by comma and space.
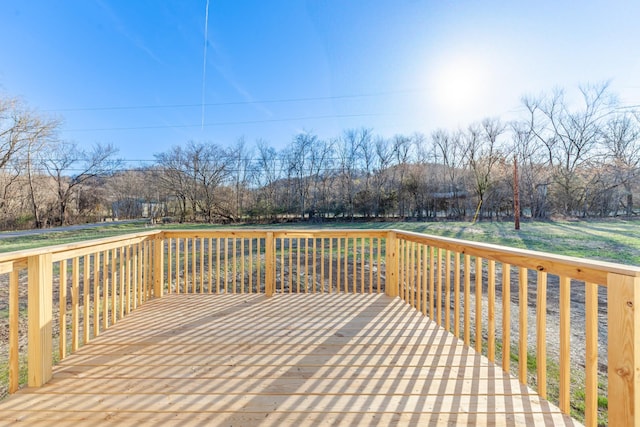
2, 228, 639, 425
393, 229, 640, 426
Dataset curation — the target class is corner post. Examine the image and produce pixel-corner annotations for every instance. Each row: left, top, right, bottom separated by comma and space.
27, 253, 53, 387
153, 236, 164, 298
265, 232, 275, 297
385, 231, 398, 298
607, 273, 640, 427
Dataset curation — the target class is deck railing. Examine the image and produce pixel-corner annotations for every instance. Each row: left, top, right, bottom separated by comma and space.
1, 229, 639, 426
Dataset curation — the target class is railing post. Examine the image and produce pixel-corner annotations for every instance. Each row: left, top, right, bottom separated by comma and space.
265, 232, 275, 297
153, 237, 164, 298
385, 231, 398, 298
27, 253, 53, 387
607, 272, 640, 427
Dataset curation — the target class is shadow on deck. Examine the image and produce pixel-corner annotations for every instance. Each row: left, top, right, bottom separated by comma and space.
0, 294, 579, 426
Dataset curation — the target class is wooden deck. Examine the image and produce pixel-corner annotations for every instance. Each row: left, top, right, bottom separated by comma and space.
0, 293, 579, 426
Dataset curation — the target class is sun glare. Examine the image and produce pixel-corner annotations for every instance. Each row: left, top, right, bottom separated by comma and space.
430, 55, 491, 113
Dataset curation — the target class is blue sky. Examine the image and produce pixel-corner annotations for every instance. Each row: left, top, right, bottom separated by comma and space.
1, 1, 639, 164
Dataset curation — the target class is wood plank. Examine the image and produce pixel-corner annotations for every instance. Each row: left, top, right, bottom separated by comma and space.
0, 411, 578, 427
0, 293, 577, 426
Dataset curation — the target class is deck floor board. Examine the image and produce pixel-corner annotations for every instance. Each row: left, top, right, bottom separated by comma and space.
0, 293, 580, 426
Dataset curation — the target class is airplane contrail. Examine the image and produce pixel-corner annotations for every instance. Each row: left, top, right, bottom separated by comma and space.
201, 0, 210, 130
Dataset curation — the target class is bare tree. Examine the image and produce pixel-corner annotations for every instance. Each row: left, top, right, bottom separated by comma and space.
601, 112, 640, 215
464, 118, 506, 222
41, 142, 120, 226
231, 137, 254, 221
337, 128, 371, 219
155, 146, 191, 222
524, 83, 615, 215
286, 132, 330, 220
432, 129, 467, 218
371, 136, 394, 218
391, 134, 413, 219
511, 121, 550, 218
0, 97, 59, 228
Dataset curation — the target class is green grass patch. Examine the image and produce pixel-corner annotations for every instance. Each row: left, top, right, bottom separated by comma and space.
2, 219, 639, 265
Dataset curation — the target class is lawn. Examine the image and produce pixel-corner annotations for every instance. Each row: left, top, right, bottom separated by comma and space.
1, 218, 638, 266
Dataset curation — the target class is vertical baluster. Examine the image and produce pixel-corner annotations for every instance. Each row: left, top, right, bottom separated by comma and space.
536, 270, 548, 398
312, 237, 317, 294
279, 238, 284, 293
502, 263, 512, 373
102, 252, 108, 330
320, 238, 325, 294
174, 239, 180, 294
422, 245, 428, 316
137, 244, 143, 304
241, 238, 246, 294
328, 238, 333, 293
585, 281, 598, 425
248, 238, 253, 294
184, 239, 189, 293
72, 257, 79, 352
344, 237, 349, 293
119, 248, 125, 320
124, 247, 130, 315
430, 247, 436, 319
336, 238, 341, 293
488, 260, 496, 362
416, 244, 422, 313
518, 267, 528, 384
475, 257, 483, 353
59, 260, 67, 359
368, 238, 373, 294
83, 255, 90, 345
215, 238, 221, 293
376, 238, 381, 294
305, 238, 310, 294
437, 249, 443, 325
9, 269, 19, 392
445, 250, 452, 331
559, 275, 570, 414
464, 254, 471, 346
360, 237, 365, 294
289, 238, 293, 293
232, 238, 237, 294
256, 238, 262, 293
453, 253, 460, 338
191, 238, 196, 293
93, 253, 99, 338
409, 241, 415, 306
111, 249, 116, 324
167, 238, 172, 294
132, 245, 138, 309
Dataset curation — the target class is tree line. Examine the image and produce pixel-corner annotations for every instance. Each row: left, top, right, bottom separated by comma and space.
1, 82, 639, 230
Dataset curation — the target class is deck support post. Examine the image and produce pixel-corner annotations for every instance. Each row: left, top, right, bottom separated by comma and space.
153, 236, 164, 298
608, 273, 640, 427
385, 231, 398, 298
27, 253, 53, 387
265, 232, 275, 297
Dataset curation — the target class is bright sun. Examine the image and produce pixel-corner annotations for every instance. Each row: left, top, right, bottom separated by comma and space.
430, 55, 491, 113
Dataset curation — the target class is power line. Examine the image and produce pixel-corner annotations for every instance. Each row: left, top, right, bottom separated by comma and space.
42, 89, 425, 113
64, 112, 390, 132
